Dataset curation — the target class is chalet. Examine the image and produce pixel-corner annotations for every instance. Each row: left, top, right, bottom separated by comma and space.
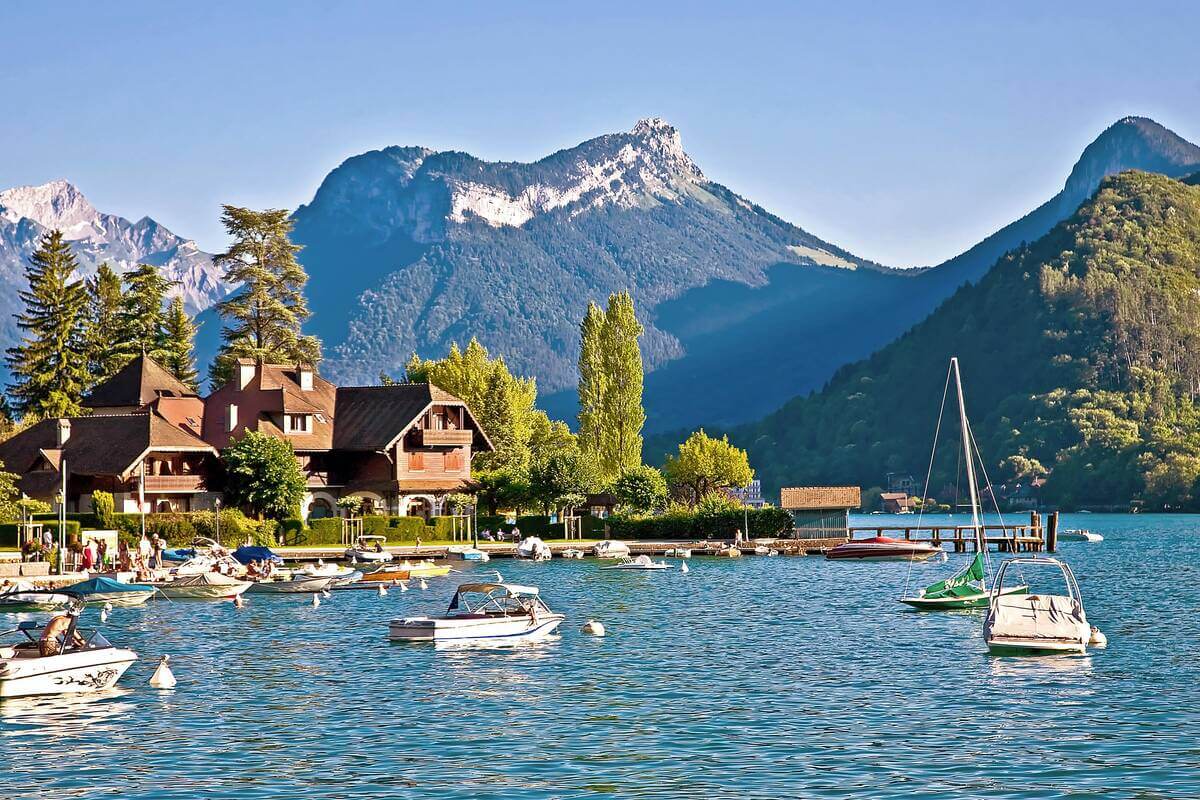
880, 492, 916, 514
0, 356, 492, 520
780, 486, 861, 538
202, 359, 492, 520
0, 356, 220, 513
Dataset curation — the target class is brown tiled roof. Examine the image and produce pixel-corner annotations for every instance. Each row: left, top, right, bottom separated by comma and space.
202, 363, 337, 451
333, 383, 493, 452
83, 356, 197, 409
0, 412, 214, 496
780, 486, 861, 510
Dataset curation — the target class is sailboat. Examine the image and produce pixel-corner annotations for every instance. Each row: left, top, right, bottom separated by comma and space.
899, 358, 1028, 610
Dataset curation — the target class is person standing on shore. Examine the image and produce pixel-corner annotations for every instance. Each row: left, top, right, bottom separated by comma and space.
137, 534, 151, 570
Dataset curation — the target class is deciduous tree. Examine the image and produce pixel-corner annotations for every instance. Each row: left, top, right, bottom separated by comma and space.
222, 430, 307, 519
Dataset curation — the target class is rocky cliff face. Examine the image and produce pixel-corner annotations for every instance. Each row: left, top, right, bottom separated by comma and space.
291, 118, 887, 390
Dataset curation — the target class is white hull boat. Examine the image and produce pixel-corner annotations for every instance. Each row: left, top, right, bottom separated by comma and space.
561, 548, 585, 559
60, 577, 157, 607
447, 546, 490, 562
155, 572, 252, 600
515, 537, 552, 561
245, 575, 334, 594
345, 535, 393, 563
0, 617, 137, 698
593, 540, 631, 559
1059, 529, 1103, 542
295, 562, 363, 585
984, 557, 1099, 655
600, 555, 671, 571
388, 582, 564, 646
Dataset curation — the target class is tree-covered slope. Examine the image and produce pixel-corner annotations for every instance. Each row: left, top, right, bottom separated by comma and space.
736, 171, 1200, 509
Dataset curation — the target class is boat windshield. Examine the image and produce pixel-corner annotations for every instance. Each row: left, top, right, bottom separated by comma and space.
448, 586, 550, 616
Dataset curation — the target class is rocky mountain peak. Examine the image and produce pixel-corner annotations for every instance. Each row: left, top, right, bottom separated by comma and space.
0, 179, 100, 234
1062, 116, 1200, 202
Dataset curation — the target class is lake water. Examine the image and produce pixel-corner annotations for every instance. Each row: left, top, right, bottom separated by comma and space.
2, 513, 1198, 799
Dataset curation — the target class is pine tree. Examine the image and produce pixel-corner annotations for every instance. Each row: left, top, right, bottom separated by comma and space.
5, 230, 90, 418
116, 263, 173, 363
576, 301, 607, 464
210, 206, 321, 385
161, 296, 199, 390
85, 262, 124, 384
598, 292, 645, 479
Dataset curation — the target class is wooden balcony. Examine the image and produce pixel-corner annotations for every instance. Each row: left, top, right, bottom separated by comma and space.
143, 474, 206, 493
418, 429, 473, 447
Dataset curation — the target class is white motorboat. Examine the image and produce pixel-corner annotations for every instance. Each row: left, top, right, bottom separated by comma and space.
245, 574, 334, 594
753, 545, 771, 556
388, 582, 564, 645
155, 572, 252, 600
826, 537, 941, 562
59, 577, 157, 607
1059, 529, 1104, 542
515, 536, 552, 561
0, 613, 138, 697
984, 557, 1100, 655
0, 581, 72, 613
561, 548, 585, 559
447, 546, 490, 562
345, 535, 393, 563
600, 555, 671, 571
294, 560, 363, 583
664, 547, 691, 558
592, 540, 631, 559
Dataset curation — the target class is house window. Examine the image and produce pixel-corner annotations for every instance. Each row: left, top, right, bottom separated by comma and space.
410, 452, 425, 471
286, 414, 311, 434
445, 452, 463, 471
226, 403, 239, 433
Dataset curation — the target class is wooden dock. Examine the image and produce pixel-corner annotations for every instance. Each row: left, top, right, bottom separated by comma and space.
846, 511, 1052, 553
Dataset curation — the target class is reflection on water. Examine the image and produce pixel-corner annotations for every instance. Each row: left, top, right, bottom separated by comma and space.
0, 513, 1198, 798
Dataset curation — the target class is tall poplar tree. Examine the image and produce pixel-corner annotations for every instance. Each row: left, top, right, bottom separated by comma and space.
576, 301, 606, 463
162, 296, 199, 390
116, 263, 172, 363
85, 262, 124, 384
6, 230, 90, 418
210, 206, 321, 385
576, 292, 646, 482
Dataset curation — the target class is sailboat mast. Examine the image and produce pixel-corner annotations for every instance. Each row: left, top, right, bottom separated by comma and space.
951, 358, 986, 566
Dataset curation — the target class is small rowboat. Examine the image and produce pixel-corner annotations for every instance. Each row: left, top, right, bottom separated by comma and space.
359, 565, 412, 583
396, 560, 452, 578
826, 536, 941, 562
245, 575, 334, 594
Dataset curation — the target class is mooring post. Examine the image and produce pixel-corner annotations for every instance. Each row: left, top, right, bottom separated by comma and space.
1046, 511, 1058, 553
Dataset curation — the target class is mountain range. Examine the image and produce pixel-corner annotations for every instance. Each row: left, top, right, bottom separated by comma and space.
0, 179, 230, 364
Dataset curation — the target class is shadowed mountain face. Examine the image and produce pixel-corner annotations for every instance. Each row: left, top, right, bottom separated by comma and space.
289, 118, 889, 394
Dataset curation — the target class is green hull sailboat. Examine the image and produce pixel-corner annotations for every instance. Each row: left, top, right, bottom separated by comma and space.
898, 357, 1027, 611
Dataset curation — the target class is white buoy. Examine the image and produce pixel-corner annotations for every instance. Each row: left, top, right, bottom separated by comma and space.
378, 584, 388, 596
311, 593, 321, 608
234, 594, 245, 608
322, 588, 331, 599
399, 582, 408, 593
149, 655, 177, 689
351, 556, 358, 565
581, 620, 605, 637
680, 561, 689, 573
99, 608, 109, 623
1089, 627, 1108, 649
419, 579, 428, 590
103, 601, 113, 613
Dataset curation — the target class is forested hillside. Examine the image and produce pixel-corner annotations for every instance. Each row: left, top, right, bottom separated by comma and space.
736, 171, 1200, 509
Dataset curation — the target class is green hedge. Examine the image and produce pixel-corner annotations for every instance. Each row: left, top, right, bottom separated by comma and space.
0, 521, 83, 548
280, 518, 306, 545
33, 512, 100, 529
607, 507, 793, 540
390, 517, 430, 542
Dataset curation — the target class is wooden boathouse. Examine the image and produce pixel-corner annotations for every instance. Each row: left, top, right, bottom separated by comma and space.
780, 486, 861, 542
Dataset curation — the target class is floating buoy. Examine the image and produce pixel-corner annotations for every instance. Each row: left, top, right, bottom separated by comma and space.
1089, 626, 1108, 649
99, 608, 109, 623
378, 584, 388, 597
399, 582, 408, 593
150, 655, 177, 689
103, 602, 113, 613
321, 588, 331, 599
680, 561, 689, 573
581, 620, 605, 637
350, 556, 358, 565
311, 593, 321, 608
234, 594, 245, 608
419, 579, 428, 590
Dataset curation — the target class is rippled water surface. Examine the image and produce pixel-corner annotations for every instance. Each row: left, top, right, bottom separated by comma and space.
2, 513, 1198, 799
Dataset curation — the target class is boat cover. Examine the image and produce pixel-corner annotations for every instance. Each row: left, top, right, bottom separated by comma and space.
167, 572, 245, 587
921, 554, 986, 599
61, 577, 155, 596
233, 545, 284, 565
986, 593, 1089, 643
162, 548, 196, 562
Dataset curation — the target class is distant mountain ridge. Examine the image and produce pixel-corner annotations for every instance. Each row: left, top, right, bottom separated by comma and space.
0, 180, 230, 378
290, 118, 890, 391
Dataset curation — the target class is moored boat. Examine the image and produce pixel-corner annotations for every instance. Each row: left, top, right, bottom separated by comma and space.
561, 548, 585, 559
516, 537, 552, 561
599, 555, 671, 571
155, 572, 252, 600
359, 564, 412, 583
345, 535, 393, 563
294, 560, 362, 585
447, 546, 490, 562
899, 553, 1027, 610
245, 574, 334, 594
388, 582, 564, 645
0, 583, 72, 613
592, 540, 630, 559
396, 560, 452, 577
0, 612, 138, 697
1059, 529, 1103, 542
984, 557, 1100, 655
59, 577, 156, 606
826, 537, 941, 562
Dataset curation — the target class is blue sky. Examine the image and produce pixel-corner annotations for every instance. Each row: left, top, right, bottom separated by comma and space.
1, 1, 1198, 267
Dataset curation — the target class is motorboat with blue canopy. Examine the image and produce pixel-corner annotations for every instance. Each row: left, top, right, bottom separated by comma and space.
233, 545, 284, 565
59, 577, 156, 606
388, 582, 564, 645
